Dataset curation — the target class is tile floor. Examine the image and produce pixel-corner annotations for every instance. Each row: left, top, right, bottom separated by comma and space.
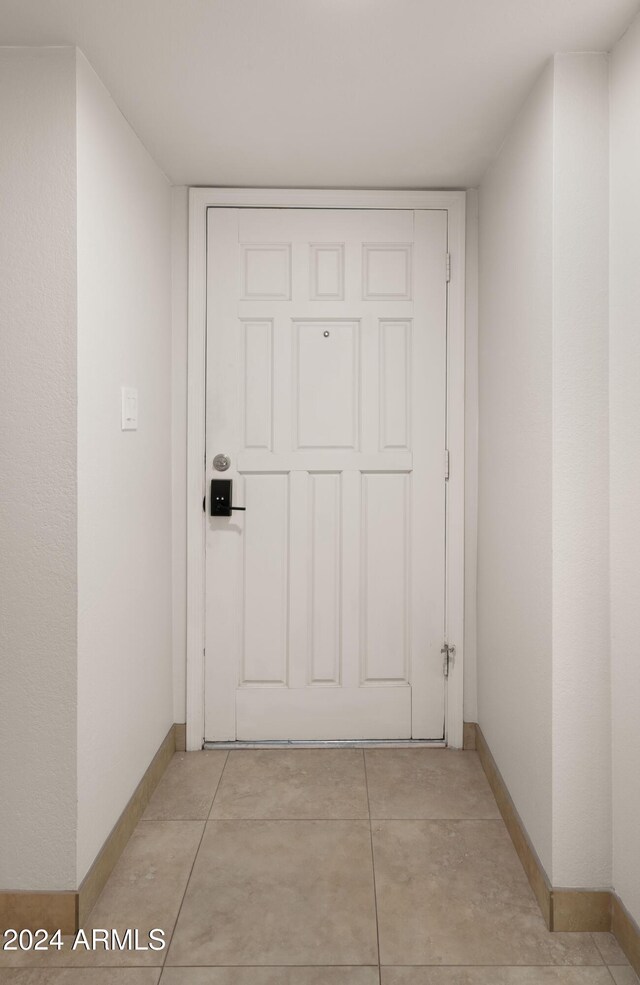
0, 748, 637, 985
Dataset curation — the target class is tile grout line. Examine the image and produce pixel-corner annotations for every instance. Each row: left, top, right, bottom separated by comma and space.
206, 750, 231, 822
14, 962, 614, 971
376, 963, 612, 969
362, 748, 382, 985
605, 966, 623, 984
159, 751, 230, 973
591, 931, 635, 979
174, 816, 505, 822
591, 932, 608, 965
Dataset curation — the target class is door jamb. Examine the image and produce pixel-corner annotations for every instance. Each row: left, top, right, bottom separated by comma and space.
186, 188, 466, 750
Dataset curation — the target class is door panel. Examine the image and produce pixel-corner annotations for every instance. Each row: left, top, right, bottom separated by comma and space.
309, 471, 341, 685
361, 472, 410, 684
204, 207, 447, 740
241, 473, 289, 686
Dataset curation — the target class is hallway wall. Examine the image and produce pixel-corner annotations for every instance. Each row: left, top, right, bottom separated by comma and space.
478, 53, 611, 888
609, 9, 640, 929
550, 51, 610, 890
0, 45, 173, 892
478, 61, 554, 875
75, 51, 173, 882
0, 46, 78, 891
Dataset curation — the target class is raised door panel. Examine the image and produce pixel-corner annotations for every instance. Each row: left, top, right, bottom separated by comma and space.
363, 244, 413, 300
243, 320, 273, 450
309, 244, 345, 300
380, 320, 411, 451
308, 473, 341, 686
241, 244, 291, 299
361, 473, 410, 684
241, 473, 289, 685
294, 320, 360, 449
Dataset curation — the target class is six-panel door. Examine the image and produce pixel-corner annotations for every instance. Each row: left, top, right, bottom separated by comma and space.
204, 208, 447, 740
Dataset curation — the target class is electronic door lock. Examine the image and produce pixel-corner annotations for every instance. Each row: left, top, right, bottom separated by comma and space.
210, 479, 246, 517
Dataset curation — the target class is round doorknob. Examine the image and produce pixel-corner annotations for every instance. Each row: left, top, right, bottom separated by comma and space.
213, 454, 231, 472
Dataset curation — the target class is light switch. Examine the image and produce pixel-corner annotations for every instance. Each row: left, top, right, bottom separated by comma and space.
121, 386, 138, 431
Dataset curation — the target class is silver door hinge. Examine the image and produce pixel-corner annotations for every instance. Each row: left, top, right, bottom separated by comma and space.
444, 449, 450, 480
441, 642, 456, 679
445, 252, 451, 282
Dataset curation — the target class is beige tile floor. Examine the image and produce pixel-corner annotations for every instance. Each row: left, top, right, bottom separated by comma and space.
0, 749, 637, 985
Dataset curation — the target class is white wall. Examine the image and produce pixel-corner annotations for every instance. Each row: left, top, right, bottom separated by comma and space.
0, 47, 78, 891
478, 54, 611, 887
551, 53, 610, 888
610, 11, 640, 929
478, 62, 555, 873
75, 50, 173, 882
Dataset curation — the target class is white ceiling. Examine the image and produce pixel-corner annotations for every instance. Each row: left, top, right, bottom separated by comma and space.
1, 0, 638, 187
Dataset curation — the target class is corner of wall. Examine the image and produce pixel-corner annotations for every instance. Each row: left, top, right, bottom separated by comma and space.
609, 8, 640, 929
464, 188, 479, 724
171, 185, 189, 725
550, 49, 611, 889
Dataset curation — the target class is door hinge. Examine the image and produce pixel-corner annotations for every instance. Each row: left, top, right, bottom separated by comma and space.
441, 642, 456, 679
445, 252, 451, 282
444, 449, 450, 480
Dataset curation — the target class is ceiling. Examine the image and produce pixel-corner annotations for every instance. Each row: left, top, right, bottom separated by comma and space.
1, 0, 638, 188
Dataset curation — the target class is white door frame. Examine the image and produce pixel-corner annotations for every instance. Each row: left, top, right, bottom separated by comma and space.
186, 188, 466, 751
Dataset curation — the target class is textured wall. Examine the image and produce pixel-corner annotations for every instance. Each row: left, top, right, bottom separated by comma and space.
0, 47, 78, 890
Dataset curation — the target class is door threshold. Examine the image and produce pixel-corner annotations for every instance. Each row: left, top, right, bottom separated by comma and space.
203, 739, 447, 750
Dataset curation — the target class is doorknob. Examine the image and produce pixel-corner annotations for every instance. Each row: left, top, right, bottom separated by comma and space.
213, 454, 231, 472
210, 479, 246, 517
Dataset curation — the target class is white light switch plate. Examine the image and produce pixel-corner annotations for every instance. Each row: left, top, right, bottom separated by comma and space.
121, 386, 138, 430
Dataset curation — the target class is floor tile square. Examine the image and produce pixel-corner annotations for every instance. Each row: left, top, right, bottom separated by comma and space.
210, 750, 369, 819
80, 820, 204, 966
372, 820, 602, 966
143, 751, 228, 820
167, 819, 378, 966
0, 823, 203, 970
365, 750, 501, 820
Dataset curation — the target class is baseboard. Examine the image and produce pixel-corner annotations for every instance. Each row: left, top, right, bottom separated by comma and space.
0, 723, 179, 935
77, 723, 177, 923
612, 893, 640, 977
463, 721, 477, 750
472, 722, 640, 973
174, 722, 186, 751
474, 722, 553, 926
552, 889, 611, 933
0, 892, 77, 936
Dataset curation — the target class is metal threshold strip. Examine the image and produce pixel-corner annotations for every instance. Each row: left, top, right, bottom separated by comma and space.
204, 739, 447, 750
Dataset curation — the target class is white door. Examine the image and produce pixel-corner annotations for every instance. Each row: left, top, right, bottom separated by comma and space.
204, 207, 448, 741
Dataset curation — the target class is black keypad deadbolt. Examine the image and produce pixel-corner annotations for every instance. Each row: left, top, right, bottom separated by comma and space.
210, 479, 246, 517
